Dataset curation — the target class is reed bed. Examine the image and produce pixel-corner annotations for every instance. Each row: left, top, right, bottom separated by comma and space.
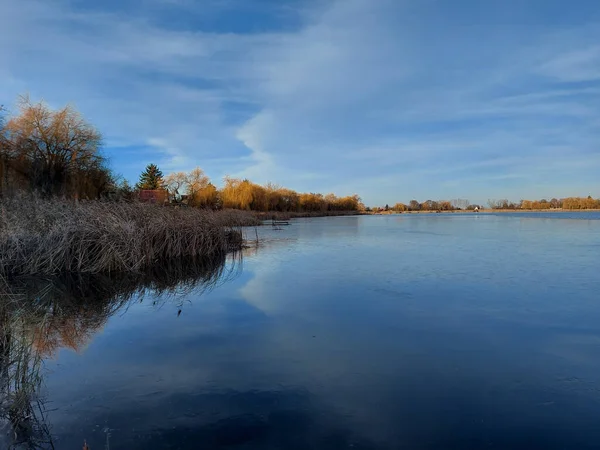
0, 196, 250, 276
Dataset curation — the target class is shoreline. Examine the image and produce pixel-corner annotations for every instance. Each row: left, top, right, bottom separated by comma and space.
480, 209, 600, 213
368, 208, 600, 215
256, 208, 600, 219
254, 210, 364, 220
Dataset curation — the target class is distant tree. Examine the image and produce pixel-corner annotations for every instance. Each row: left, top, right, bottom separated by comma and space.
487, 199, 513, 209
220, 177, 254, 210
451, 199, 469, 210
384, 204, 389, 211
554, 196, 600, 210
162, 167, 218, 207
164, 171, 187, 201
109, 176, 136, 201
186, 168, 210, 196
193, 182, 219, 209
439, 201, 452, 211
422, 200, 439, 211
136, 164, 164, 190
409, 200, 421, 211
118, 179, 135, 199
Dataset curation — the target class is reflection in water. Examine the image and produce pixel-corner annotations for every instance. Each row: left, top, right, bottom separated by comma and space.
1, 290, 54, 448
2, 214, 599, 449
0, 255, 239, 449
127, 389, 380, 449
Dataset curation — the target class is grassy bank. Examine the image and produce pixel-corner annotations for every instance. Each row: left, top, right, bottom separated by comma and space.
0, 197, 258, 276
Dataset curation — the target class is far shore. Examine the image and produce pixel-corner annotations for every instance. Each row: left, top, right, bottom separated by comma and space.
257, 208, 600, 219
478, 208, 600, 213
370, 208, 600, 215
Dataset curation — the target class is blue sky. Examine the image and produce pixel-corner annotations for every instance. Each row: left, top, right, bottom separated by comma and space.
1, 0, 599, 205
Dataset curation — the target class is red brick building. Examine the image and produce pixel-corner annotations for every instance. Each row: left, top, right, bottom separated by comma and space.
139, 189, 168, 204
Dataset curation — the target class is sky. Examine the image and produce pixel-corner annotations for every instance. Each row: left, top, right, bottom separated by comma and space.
0, 0, 599, 205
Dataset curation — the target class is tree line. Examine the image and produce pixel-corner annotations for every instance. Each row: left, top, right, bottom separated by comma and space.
392, 200, 461, 212
0, 97, 362, 212
369, 200, 481, 212
376, 196, 600, 212
2, 97, 596, 213
490, 197, 600, 210
137, 164, 363, 212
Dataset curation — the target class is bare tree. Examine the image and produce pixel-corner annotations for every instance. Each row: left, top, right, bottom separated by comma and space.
409, 200, 421, 211
187, 168, 210, 194
487, 199, 499, 209
2, 96, 106, 198
451, 198, 469, 210
164, 171, 188, 202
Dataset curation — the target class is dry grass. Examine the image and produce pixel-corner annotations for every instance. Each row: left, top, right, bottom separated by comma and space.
0, 196, 250, 276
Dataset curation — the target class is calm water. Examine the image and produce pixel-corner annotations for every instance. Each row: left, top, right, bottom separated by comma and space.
2, 212, 600, 449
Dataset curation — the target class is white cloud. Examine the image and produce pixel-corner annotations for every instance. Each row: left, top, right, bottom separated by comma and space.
538, 45, 600, 82
231, 0, 600, 202
1, 0, 599, 202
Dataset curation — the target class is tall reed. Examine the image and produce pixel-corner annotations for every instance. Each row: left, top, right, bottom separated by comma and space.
0, 196, 249, 276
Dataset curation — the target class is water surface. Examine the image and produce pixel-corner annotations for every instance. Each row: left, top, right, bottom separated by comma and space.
2, 213, 600, 449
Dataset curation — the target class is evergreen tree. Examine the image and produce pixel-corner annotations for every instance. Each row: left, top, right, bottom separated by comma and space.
136, 164, 164, 190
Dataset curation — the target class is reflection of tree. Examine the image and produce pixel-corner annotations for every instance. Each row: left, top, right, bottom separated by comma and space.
0, 255, 239, 448
0, 287, 54, 448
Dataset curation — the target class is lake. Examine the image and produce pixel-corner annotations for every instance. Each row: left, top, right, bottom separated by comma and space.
2, 212, 600, 449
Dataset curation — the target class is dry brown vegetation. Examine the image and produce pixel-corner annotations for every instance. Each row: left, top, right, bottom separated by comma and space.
369, 200, 466, 213
482, 197, 600, 210
162, 172, 363, 214
0, 97, 110, 199
218, 178, 362, 213
390, 200, 456, 212
0, 196, 252, 276
383, 196, 600, 212
519, 197, 600, 210
1, 97, 362, 215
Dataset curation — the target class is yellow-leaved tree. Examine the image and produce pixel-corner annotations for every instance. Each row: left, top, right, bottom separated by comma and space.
1, 96, 109, 198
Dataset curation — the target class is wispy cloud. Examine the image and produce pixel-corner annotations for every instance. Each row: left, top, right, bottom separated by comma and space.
1, 0, 599, 203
